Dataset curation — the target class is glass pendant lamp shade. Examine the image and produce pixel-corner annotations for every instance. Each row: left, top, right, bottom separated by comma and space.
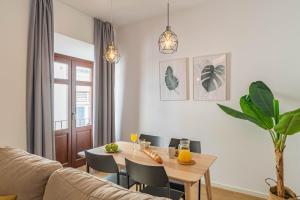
104, 0, 120, 63
104, 42, 120, 63
158, 0, 178, 54
158, 26, 178, 54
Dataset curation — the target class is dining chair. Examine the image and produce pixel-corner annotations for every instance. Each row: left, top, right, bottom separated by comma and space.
85, 150, 136, 189
169, 138, 181, 149
125, 158, 184, 200
139, 134, 162, 147
168, 138, 202, 200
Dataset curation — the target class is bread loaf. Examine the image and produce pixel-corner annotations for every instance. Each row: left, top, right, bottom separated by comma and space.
143, 148, 163, 164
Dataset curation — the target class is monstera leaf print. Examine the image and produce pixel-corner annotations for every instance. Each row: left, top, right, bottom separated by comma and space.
201, 65, 225, 92
165, 66, 179, 91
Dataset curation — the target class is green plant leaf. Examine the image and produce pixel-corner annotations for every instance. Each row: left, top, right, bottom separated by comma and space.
201, 65, 225, 92
273, 99, 280, 124
249, 81, 274, 117
275, 111, 300, 135
280, 108, 300, 119
218, 104, 271, 130
240, 95, 274, 129
218, 104, 248, 120
165, 66, 179, 90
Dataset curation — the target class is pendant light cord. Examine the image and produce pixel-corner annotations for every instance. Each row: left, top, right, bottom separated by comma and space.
110, 0, 113, 24
110, 0, 115, 44
167, 0, 170, 27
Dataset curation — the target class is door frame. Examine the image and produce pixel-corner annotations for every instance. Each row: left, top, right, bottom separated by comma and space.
54, 53, 94, 168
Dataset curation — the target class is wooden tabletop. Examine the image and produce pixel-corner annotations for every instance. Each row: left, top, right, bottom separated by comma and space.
78, 141, 217, 183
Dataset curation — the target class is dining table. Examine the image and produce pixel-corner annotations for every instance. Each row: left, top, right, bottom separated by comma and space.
78, 141, 217, 200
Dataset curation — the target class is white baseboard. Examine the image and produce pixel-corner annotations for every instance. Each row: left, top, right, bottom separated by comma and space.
208, 181, 268, 199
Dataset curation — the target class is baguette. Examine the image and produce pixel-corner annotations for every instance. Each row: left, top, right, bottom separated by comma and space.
143, 148, 163, 164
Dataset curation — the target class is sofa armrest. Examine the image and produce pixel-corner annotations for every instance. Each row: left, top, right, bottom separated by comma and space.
0, 147, 62, 200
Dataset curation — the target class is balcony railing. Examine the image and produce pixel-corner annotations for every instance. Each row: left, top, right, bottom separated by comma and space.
54, 120, 68, 130
54, 118, 91, 130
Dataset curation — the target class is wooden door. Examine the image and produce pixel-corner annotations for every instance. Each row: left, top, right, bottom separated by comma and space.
53, 55, 72, 167
71, 59, 93, 168
53, 54, 93, 168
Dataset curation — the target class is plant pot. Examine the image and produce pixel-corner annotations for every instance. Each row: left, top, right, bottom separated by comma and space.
266, 178, 298, 200
268, 186, 298, 200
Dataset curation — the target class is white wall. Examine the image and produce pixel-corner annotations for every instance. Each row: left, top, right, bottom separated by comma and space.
54, 32, 94, 61
0, 0, 31, 149
117, 0, 300, 196
53, 0, 93, 44
0, 0, 93, 150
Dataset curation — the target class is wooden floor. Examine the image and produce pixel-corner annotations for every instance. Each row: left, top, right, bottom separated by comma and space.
78, 166, 264, 200
199, 185, 264, 200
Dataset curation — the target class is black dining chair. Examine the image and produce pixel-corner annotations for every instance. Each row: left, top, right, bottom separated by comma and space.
168, 138, 202, 200
139, 134, 162, 147
169, 138, 201, 152
169, 138, 181, 149
125, 158, 184, 200
85, 150, 136, 189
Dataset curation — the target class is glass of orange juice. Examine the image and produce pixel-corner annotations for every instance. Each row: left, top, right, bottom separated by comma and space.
130, 133, 138, 150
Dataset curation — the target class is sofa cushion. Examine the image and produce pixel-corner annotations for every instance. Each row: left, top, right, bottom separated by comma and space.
43, 168, 169, 200
0, 147, 62, 200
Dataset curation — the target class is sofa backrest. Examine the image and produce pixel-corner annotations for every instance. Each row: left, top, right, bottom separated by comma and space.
0, 147, 62, 200
43, 167, 169, 200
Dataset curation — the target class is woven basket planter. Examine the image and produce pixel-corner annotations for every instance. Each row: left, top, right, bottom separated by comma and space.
266, 178, 298, 200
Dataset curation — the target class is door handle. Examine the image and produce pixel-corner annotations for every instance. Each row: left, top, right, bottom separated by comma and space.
72, 112, 76, 120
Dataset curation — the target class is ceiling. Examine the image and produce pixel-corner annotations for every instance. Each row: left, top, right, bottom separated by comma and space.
57, 0, 206, 26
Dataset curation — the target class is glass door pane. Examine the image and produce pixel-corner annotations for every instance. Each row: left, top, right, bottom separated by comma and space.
75, 85, 92, 127
76, 66, 92, 82
54, 62, 68, 79
54, 84, 68, 130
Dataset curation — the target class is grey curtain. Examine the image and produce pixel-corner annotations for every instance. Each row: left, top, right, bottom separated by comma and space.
26, 0, 55, 159
93, 18, 115, 147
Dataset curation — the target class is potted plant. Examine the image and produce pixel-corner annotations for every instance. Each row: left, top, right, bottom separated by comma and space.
218, 81, 299, 199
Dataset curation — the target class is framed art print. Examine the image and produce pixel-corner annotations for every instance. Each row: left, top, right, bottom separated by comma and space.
159, 58, 188, 101
193, 54, 227, 101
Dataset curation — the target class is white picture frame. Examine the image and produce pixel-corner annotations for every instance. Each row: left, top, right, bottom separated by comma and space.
159, 58, 188, 101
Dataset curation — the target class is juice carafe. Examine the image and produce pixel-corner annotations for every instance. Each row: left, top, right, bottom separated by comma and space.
178, 139, 192, 163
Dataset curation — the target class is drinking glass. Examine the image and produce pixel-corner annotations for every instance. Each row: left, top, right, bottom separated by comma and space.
168, 147, 176, 159
130, 133, 138, 151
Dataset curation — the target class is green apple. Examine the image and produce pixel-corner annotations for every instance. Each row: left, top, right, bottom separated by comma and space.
111, 143, 118, 152
105, 144, 111, 152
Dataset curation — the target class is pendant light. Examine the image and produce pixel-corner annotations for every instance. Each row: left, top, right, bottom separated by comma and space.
104, 0, 120, 63
158, 0, 178, 54
104, 41, 120, 63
